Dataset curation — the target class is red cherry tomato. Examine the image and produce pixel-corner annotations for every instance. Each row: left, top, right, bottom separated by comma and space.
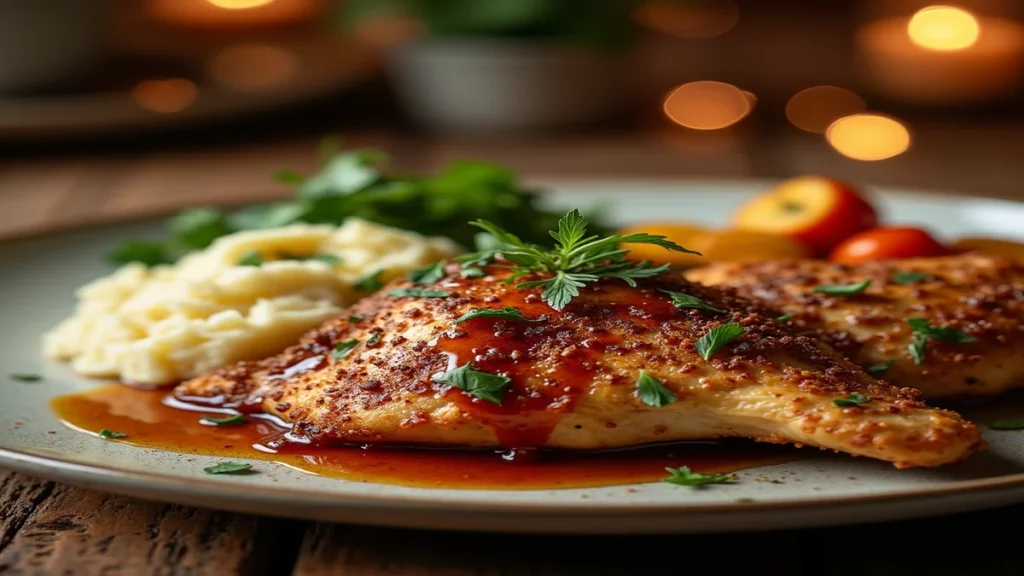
829, 227, 950, 264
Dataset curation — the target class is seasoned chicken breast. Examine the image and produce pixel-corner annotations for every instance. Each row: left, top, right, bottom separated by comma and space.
175, 267, 982, 468
686, 253, 1024, 399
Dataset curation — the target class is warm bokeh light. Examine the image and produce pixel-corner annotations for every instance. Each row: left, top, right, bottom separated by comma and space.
206, 0, 274, 8
131, 78, 198, 113
632, 0, 739, 39
826, 114, 911, 161
786, 86, 867, 133
907, 5, 981, 51
207, 44, 296, 91
663, 81, 753, 130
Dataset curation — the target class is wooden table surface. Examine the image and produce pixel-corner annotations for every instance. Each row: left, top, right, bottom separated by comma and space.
3, 110, 1024, 574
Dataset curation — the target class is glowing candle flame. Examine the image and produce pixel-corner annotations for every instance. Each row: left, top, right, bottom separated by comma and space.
908, 5, 980, 51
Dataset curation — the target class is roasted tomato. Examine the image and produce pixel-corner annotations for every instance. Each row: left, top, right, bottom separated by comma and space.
731, 176, 879, 256
829, 227, 949, 263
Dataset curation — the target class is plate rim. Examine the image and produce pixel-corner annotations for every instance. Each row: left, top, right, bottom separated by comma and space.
5, 178, 1024, 530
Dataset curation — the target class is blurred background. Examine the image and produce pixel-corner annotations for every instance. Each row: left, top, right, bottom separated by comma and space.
2, 0, 1023, 237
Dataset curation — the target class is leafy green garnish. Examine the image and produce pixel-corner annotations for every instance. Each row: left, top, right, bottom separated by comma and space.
812, 279, 872, 296
107, 144, 612, 266
106, 240, 175, 267
388, 288, 451, 298
636, 370, 677, 407
833, 393, 870, 407
454, 306, 543, 325
354, 270, 384, 291
347, 315, 363, 323
660, 290, 725, 314
432, 362, 511, 405
203, 462, 253, 475
456, 209, 697, 310
990, 420, 1024, 431
776, 314, 792, 323
663, 466, 732, 487
891, 271, 931, 285
694, 323, 744, 360
366, 333, 381, 345
460, 266, 486, 279
407, 261, 447, 284
9, 373, 42, 382
98, 429, 127, 439
907, 318, 978, 365
237, 250, 264, 266
333, 338, 359, 360
200, 414, 247, 426
866, 360, 895, 375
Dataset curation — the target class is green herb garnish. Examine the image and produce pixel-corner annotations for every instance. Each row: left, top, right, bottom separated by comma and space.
866, 360, 895, 375
278, 252, 341, 265
407, 261, 447, 285
347, 315, 363, 323
455, 209, 697, 311
366, 333, 381, 345
200, 414, 247, 426
833, 393, 870, 407
454, 306, 543, 325
694, 323, 744, 360
431, 362, 511, 405
333, 338, 359, 360
660, 290, 725, 314
891, 271, 931, 285
990, 420, 1024, 431
354, 270, 384, 291
663, 466, 732, 487
203, 462, 253, 475
460, 266, 486, 279
812, 279, 872, 296
98, 429, 127, 439
9, 373, 42, 382
907, 317, 978, 365
237, 250, 264, 266
107, 143, 612, 266
388, 288, 451, 298
776, 314, 792, 323
636, 370, 677, 407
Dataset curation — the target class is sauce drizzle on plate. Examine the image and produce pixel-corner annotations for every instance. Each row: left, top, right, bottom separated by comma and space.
50, 384, 800, 490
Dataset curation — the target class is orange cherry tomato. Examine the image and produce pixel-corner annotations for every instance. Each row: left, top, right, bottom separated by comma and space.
829, 227, 949, 264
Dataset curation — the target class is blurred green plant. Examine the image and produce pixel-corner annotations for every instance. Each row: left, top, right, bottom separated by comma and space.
339, 0, 643, 49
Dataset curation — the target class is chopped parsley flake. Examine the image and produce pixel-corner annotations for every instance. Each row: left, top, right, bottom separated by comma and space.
833, 393, 870, 407
694, 323, 744, 361
660, 289, 725, 314
663, 466, 733, 487
636, 370, 677, 407
454, 306, 543, 325
9, 373, 42, 382
431, 362, 511, 405
354, 270, 384, 291
98, 429, 127, 439
333, 338, 359, 360
907, 317, 977, 365
200, 414, 248, 426
866, 360, 895, 375
812, 279, 872, 296
203, 462, 254, 475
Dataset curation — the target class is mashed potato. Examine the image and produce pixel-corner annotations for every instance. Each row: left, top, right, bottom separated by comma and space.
43, 218, 462, 385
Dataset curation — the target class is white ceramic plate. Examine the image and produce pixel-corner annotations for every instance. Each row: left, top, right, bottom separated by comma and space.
3, 180, 1024, 534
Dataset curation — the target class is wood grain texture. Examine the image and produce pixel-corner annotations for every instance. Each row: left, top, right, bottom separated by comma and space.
0, 471, 280, 576
292, 523, 810, 576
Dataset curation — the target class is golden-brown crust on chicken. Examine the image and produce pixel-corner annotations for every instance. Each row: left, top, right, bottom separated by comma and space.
176, 266, 982, 468
686, 253, 1024, 399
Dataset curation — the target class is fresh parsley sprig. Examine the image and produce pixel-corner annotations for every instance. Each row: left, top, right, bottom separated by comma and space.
663, 466, 733, 487
456, 209, 699, 310
907, 317, 977, 365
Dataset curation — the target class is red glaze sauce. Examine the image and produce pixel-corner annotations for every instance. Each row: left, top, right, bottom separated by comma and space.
50, 385, 800, 490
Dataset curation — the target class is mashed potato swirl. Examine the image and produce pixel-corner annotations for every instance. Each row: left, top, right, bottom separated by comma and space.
43, 218, 461, 385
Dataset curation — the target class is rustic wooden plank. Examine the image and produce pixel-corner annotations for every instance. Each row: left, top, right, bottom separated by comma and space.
811, 504, 1024, 576
292, 522, 810, 575
0, 470, 297, 576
